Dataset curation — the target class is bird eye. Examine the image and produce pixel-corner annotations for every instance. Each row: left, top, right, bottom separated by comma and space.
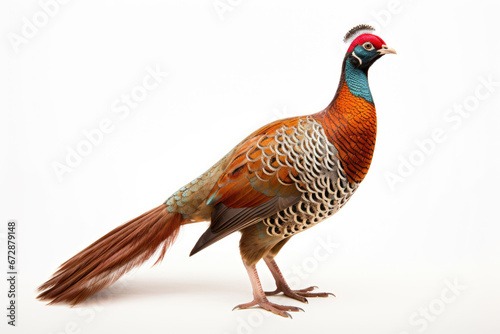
363, 42, 374, 51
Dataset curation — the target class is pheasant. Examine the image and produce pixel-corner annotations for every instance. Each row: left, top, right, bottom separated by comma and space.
38, 25, 396, 318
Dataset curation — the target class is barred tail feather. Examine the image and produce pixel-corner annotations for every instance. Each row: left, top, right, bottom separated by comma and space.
37, 204, 184, 305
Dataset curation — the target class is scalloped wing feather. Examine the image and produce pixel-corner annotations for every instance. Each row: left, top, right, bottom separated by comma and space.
189, 117, 308, 255
206, 117, 304, 209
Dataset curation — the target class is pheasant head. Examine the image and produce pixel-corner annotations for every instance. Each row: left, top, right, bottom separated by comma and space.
344, 24, 397, 72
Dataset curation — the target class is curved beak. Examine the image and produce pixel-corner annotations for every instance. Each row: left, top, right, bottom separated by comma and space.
378, 45, 397, 55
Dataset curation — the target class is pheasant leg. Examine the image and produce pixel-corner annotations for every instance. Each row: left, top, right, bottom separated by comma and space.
233, 261, 304, 318
264, 256, 335, 303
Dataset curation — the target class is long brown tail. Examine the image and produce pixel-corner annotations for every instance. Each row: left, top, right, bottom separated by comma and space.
37, 204, 184, 305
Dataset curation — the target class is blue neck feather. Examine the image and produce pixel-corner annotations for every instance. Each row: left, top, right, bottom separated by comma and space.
344, 60, 373, 103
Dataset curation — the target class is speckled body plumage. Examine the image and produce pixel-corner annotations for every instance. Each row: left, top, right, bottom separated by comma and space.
38, 25, 395, 317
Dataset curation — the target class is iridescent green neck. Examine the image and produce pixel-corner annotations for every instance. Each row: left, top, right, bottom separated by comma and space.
344, 60, 373, 103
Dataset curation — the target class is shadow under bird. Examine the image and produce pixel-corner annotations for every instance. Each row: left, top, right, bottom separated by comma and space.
38, 24, 396, 318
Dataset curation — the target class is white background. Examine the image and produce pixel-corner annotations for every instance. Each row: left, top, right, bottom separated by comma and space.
1, 0, 500, 333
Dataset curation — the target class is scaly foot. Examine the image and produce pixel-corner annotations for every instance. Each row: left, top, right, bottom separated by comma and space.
233, 297, 304, 318
265, 285, 335, 303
